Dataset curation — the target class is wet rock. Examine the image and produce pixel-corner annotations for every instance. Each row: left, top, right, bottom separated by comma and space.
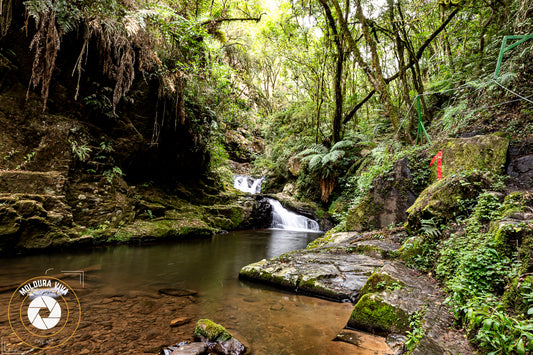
168, 342, 207, 355
170, 317, 192, 327
239, 232, 385, 302
347, 262, 475, 354
212, 338, 246, 355
194, 319, 233, 342
335, 329, 361, 345
194, 319, 246, 355
159, 288, 198, 297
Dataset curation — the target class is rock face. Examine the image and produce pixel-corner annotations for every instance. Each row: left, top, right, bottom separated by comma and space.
346, 158, 417, 232
507, 138, 533, 189
405, 171, 493, 233
430, 134, 509, 180
348, 262, 475, 355
240, 232, 400, 302
0, 171, 74, 251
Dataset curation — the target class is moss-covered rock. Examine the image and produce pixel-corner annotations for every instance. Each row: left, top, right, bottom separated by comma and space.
430, 134, 509, 181
346, 158, 417, 232
348, 293, 410, 333
405, 171, 493, 233
358, 271, 405, 296
194, 319, 233, 342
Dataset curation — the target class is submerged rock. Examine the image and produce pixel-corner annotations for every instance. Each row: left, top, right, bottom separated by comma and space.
159, 288, 198, 297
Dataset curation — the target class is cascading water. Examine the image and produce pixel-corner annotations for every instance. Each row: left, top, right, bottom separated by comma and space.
232, 175, 321, 232
268, 198, 321, 232
233, 175, 264, 194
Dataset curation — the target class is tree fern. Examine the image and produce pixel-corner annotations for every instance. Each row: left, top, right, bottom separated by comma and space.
296, 144, 327, 157
321, 149, 344, 166
330, 139, 354, 151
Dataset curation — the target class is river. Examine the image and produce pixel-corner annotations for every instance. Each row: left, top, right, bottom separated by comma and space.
0, 230, 390, 354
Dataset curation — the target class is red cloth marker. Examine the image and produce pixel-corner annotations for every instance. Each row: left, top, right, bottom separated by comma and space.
430, 150, 443, 180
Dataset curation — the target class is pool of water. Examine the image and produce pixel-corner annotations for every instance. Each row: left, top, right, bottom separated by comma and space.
0, 230, 390, 354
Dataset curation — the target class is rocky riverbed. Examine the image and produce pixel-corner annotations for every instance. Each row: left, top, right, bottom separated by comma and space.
239, 229, 475, 354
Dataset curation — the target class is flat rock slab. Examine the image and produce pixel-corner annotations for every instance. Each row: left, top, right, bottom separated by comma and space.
352, 240, 401, 259
240, 246, 385, 302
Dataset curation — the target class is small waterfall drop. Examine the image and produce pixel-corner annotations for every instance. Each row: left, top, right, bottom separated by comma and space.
233, 175, 264, 194
232, 175, 321, 232
268, 198, 321, 232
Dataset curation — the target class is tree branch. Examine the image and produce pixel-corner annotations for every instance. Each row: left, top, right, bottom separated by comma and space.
201, 13, 265, 26
342, 7, 460, 125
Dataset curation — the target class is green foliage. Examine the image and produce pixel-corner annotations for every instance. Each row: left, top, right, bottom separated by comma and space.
420, 218, 441, 239
450, 297, 533, 355
297, 140, 355, 178
70, 140, 92, 162
404, 307, 427, 351
103, 166, 124, 183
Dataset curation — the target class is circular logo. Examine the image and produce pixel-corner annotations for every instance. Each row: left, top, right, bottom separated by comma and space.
8, 276, 81, 350
27, 296, 62, 330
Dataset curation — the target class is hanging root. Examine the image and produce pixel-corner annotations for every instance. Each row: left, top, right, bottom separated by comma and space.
27, 8, 61, 111
0, 0, 12, 38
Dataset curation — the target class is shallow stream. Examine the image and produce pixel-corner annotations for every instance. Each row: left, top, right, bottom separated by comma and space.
0, 230, 390, 354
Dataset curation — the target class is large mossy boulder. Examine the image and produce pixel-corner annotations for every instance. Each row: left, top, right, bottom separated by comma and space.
429, 134, 509, 181
347, 263, 475, 354
405, 171, 493, 233
346, 158, 417, 232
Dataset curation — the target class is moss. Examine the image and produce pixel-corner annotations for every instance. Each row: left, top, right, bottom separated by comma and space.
359, 272, 405, 296
239, 261, 300, 289
346, 194, 384, 232
298, 277, 340, 300
356, 244, 400, 259
347, 293, 410, 334
194, 319, 233, 342
306, 230, 335, 249
405, 171, 493, 234
430, 135, 509, 182
399, 236, 426, 261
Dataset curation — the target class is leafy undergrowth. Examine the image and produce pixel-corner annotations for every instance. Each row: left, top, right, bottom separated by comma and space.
403, 191, 533, 354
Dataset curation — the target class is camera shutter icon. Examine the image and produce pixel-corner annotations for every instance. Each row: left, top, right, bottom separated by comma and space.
27, 296, 62, 330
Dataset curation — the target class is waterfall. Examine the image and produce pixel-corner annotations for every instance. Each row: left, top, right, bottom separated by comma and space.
267, 198, 321, 232
232, 175, 321, 232
233, 175, 264, 194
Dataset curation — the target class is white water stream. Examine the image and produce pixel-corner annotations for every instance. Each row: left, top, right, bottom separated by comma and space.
233, 175, 321, 232
233, 175, 264, 194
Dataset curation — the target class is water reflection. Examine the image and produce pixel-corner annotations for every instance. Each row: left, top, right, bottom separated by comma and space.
0, 230, 391, 354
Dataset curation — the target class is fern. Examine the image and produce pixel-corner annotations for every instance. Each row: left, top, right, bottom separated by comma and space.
307, 155, 323, 170
296, 144, 327, 157
330, 139, 354, 151
322, 150, 344, 166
